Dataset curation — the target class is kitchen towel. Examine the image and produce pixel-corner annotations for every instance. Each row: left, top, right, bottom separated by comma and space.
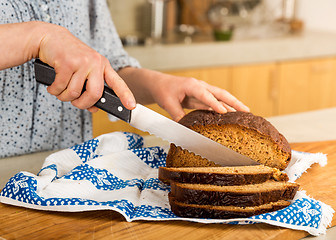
0, 132, 333, 236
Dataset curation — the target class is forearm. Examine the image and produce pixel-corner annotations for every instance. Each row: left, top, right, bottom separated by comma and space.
118, 67, 167, 105
118, 66, 249, 121
0, 21, 49, 70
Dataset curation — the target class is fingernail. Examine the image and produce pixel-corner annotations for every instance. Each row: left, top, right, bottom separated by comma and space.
176, 114, 185, 122
239, 101, 250, 112
220, 105, 227, 113
127, 99, 136, 109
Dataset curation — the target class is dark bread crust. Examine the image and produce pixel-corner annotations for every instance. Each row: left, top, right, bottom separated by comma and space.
168, 193, 291, 219
178, 110, 290, 154
166, 110, 291, 170
170, 181, 299, 207
158, 166, 288, 186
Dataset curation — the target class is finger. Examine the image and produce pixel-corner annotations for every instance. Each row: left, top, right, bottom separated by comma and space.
185, 83, 227, 114
47, 66, 73, 96
87, 106, 99, 113
104, 64, 136, 110
163, 98, 186, 122
222, 102, 236, 112
57, 68, 88, 102
208, 85, 250, 112
184, 97, 236, 113
71, 65, 104, 109
181, 96, 214, 110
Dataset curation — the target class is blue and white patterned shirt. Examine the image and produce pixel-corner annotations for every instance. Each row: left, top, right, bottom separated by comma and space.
0, 0, 140, 157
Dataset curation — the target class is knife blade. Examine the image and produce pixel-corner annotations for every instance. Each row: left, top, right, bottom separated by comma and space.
34, 59, 259, 166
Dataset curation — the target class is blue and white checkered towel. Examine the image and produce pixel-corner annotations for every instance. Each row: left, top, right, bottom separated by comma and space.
0, 132, 333, 236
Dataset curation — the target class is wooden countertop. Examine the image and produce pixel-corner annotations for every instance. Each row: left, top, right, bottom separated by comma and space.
0, 140, 335, 240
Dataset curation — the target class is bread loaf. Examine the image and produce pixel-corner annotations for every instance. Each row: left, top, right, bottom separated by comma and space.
162, 110, 296, 219
168, 194, 291, 219
170, 180, 299, 207
159, 165, 289, 186
166, 110, 291, 170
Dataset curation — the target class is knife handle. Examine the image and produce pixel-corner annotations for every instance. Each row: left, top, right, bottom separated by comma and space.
34, 59, 131, 123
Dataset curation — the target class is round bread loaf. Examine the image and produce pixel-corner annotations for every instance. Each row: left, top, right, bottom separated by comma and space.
166, 110, 291, 170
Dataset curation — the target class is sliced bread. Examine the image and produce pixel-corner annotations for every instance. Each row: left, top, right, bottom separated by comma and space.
170, 180, 299, 207
159, 165, 289, 186
168, 193, 291, 219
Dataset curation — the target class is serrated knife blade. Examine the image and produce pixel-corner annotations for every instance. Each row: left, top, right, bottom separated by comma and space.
130, 104, 259, 166
34, 59, 259, 166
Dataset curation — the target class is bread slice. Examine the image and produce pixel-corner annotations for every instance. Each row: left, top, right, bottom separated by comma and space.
166, 111, 291, 170
168, 193, 291, 219
159, 165, 289, 186
170, 180, 299, 207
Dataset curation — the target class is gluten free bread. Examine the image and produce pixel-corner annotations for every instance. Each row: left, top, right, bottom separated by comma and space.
166, 110, 291, 170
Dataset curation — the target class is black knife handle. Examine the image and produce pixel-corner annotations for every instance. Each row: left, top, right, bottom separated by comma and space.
34, 59, 131, 123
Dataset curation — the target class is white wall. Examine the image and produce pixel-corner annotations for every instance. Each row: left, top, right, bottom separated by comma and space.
297, 0, 336, 32
265, 0, 336, 33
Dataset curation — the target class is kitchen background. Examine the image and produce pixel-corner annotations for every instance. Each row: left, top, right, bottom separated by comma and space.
2, 3, 336, 238
94, 0, 336, 137
107, 0, 336, 41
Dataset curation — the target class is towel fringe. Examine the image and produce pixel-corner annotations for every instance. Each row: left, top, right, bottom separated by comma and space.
285, 151, 328, 182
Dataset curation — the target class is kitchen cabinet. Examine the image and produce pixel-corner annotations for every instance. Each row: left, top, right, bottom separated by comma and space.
229, 63, 277, 117
163, 64, 277, 117
92, 57, 336, 137
165, 58, 336, 118
167, 66, 231, 90
278, 58, 336, 115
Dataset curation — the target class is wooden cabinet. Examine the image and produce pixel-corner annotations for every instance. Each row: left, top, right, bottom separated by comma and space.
230, 64, 277, 117
278, 58, 336, 115
166, 64, 278, 117
92, 57, 336, 137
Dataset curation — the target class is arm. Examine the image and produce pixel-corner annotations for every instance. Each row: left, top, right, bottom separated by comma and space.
0, 21, 136, 111
0, 22, 42, 70
118, 67, 250, 122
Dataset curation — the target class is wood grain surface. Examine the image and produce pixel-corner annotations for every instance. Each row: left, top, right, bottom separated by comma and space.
0, 141, 335, 240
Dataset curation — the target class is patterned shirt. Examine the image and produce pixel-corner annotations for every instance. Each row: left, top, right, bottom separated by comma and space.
0, 0, 140, 157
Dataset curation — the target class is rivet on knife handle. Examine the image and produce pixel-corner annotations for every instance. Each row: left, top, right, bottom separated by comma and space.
34, 59, 131, 123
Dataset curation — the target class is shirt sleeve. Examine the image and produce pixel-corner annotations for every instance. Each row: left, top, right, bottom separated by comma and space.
88, 0, 141, 72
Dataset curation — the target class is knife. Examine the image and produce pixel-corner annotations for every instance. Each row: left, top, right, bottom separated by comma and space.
34, 59, 259, 166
